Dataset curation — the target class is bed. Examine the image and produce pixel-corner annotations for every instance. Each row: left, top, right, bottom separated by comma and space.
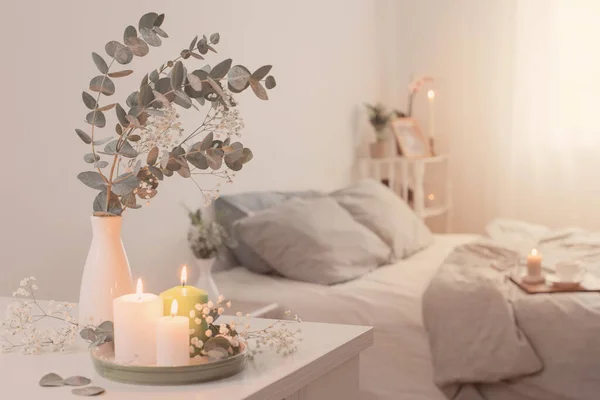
215, 233, 477, 400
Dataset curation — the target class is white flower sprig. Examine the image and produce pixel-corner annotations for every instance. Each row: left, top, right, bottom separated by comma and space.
189, 295, 302, 360
1, 278, 78, 354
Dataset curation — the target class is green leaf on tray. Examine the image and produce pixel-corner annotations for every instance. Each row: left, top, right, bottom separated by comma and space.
71, 386, 105, 396
39, 373, 64, 387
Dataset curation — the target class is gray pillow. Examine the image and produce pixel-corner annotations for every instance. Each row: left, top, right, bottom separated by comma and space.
332, 179, 433, 260
235, 197, 392, 285
214, 191, 321, 274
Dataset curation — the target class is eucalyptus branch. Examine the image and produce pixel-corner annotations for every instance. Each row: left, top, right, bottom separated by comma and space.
90, 58, 116, 181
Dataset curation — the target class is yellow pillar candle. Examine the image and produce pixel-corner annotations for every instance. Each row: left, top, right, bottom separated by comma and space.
159, 265, 208, 354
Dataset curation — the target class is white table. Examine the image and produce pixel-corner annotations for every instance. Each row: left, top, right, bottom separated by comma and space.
0, 298, 373, 400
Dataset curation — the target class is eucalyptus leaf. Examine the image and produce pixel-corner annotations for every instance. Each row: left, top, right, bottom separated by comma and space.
89, 76, 115, 96
121, 192, 139, 209
115, 46, 133, 64
115, 104, 129, 127
127, 37, 149, 57
190, 52, 204, 60
189, 35, 198, 51
93, 190, 122, 215
125, 115, 141, 128
186, 150, 208, 169
210, 32, 220, 44
63, 376, 91, 387
241, 148, 253, 163
82, 92, 97, 110
155, 78, 175, 101
265, 75, 276, 89
148, 165, 164, 180
76, 129, 92, 144
39, 373, 64, 387
128, 134, 141, 142
249, 78, 268, 100
119, 141, 138, 158
108, 70, 134, 78
79, 327, 96, 341
91, 52, 109, 74
123, 25, 137, 43
197, 37, 208, 55
126, 91, 139, 108
71, 386, 105, 397
77, 171, 106, 190
113, 174, 140, 195
93, 137, 112, 146
151, 91, 170, 107
227, 65, 251, 93
187, 73, 203, 91
206, 76, 226, 100
180, 49, 191, 60
205, 148, 223, 170
86, 110, 106, 128
204, 336, 231, 352
154, 13, 165, 27
170, 61, 184, 89
149, 70, 159, 83
96, 103, 116, 112
201, 132, 214, 150
138, 84, 154, 107
177, 164, 191, 178
210, 59, 232, 80
173, 90, 192, 109
94, 160, 109, 168
252, 65, 272, 80
138, 12, 158, 30
84, 153, 100, 163
153, 26, 168, 38
97, 320, 114, 333
140, 27, 161, 47
104, 140, 118, 155
147, 147, 159, 165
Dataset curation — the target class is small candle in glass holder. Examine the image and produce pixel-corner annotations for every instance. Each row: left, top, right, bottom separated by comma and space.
527, 248, 542, 277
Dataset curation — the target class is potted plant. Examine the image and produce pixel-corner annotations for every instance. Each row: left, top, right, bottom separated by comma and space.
187, 209, 234, 301
365, 103, 392, 158
76, 12, 277, 324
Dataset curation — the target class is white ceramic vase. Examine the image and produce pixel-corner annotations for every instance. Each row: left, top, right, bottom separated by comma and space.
78, 216, 134, 326
194, 257, 220, 301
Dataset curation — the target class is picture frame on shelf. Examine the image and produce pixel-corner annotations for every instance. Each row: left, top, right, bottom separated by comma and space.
391, 118, 432, 158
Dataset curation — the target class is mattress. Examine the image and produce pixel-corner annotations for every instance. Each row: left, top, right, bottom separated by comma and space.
214, 234, 478, 400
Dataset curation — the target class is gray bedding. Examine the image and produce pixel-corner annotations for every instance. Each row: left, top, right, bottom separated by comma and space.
423, 219, 600, 400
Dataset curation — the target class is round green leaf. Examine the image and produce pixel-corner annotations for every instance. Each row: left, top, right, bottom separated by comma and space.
123, 25, 137, 44
84, 153, 100, 163
86, 111, 106, 128
94, 160, 109, 168
78, 171, 106, 190
82, 92, 97, 110
91, 52, 108, 74
265, 75, 277, 90
170, 61, 184, 89
71, 386, 105, 397
140, 27, 161, 47
89, 76, 115, 96
39, 373, 64, 387
139, 12, 158, 31
227, 65, 251, 93
76, 129, 92, 144
126, 37, 149, 57
63, 376, 91, 387
209, 33, 220, 44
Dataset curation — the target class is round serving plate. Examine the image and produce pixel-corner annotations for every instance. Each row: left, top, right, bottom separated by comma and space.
91, 342, 247, 385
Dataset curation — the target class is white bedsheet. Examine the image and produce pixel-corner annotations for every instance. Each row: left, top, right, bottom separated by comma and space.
215, 234, 477, 400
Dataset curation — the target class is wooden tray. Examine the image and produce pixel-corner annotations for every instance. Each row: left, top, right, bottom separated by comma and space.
510, 273, 600, 294
91, 342, 247, 385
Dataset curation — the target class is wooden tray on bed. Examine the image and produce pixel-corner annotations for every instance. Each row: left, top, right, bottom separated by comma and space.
510, 273, 600, 294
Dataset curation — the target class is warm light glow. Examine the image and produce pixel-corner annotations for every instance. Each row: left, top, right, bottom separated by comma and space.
170, 299, 178, 317
427, 90, 435, 100
181, 265, 187, 287
136, 278, 143, 299
428, 193, 435, 201
531, 248, 538, 256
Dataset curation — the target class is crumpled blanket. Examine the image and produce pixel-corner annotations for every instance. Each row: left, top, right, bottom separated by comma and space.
423, 219, 600, 400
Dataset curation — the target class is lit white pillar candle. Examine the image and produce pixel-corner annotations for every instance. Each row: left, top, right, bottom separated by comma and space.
527, 248, 542, 277
113, 278, 163, 365
427, 90, 436, 139
156, 299, 190, 366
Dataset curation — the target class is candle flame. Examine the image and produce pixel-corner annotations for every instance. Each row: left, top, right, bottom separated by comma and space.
428, 193, 435, 201
531, 248, 538, 256
181, 265, 187, 287
136, 278, 143, 299
427, 90, 435, 100
170, 299, 178, 317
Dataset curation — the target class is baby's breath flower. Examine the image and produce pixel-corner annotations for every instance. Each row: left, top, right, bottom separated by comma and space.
205, 329, 213, 338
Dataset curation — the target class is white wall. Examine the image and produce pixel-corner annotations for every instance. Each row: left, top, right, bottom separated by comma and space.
0, 0, 387, 299
390, 0, 517, 233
